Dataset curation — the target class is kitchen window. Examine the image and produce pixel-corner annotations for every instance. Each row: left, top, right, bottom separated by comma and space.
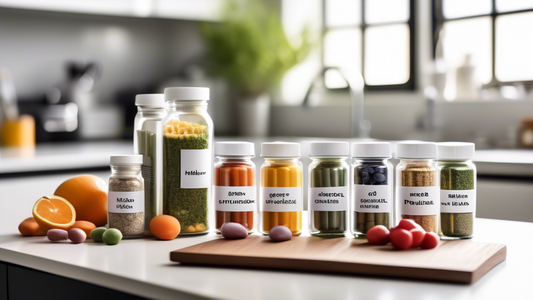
434, 0, 533, 85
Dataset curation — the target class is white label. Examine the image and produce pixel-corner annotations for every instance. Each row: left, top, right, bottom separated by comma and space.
214, 186, 256, 212
309, 187, 348, 211
353, 185, 391, 213
180, 149, 210, 189
261, 187, 303, 212
108, 191, 144, 213
398, 186, 440, 215
441, 190, 476, 213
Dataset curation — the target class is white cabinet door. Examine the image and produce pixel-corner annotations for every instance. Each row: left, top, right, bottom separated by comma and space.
477, 178, 533, 222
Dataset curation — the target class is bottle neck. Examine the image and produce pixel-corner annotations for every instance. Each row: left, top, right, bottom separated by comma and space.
311, 157, 348, 163
137, 107, 165, 117
166, 100, 208, 113
264, 157, 300, 164
353, 158, 389, 164
111, 165, 142, 176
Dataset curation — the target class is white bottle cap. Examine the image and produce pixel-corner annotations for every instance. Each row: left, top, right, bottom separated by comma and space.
351, 142, 391, 158
437, 142, 475, 160
261, 142, 301, 158
396, 141, 437, 159
215, 141, 255, 157
110, 155, 143, 165
310, 141, 349, 156
164, 87, 210, 101
135, 94, 165, 108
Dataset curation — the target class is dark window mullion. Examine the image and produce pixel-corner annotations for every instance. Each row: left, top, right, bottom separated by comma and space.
490, 0, 497, 85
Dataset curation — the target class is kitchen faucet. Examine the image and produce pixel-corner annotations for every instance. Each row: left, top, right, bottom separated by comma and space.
302, 66, 369, 138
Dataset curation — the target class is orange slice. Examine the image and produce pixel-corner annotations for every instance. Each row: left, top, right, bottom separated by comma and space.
32, 195, 76, 231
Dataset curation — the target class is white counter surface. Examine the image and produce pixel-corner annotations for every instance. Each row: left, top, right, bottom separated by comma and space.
0, 172, 532, 300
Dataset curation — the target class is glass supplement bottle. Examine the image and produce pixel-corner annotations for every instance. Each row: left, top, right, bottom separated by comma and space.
260, 142, 303, 236
214, 141, 256, 233
133, 94, 165, 231
308, 141, 349, 236
396, 141, 440, 233
352, 142, 393, 237
108, 155, 145, 238
162, 87, 213, 235
437, 142, 476, 239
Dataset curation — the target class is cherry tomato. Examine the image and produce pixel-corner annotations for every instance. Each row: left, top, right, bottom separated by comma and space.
366, 225, 390, 245
410, 228, 426, 248
421, 232, 440, 249
398, 219, 423, 231
390, 228, 413, 250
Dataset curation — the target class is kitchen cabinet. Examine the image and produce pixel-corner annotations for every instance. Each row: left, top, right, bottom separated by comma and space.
477, 178, 533, 222
0, 263, 6, 300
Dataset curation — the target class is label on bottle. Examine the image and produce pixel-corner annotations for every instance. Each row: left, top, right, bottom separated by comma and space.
214, 186, 256, 212
440, 189, 476, 213
353, 185, 391, 213
309, 187, 348, 211
261, 187, 303, 212
180, 149, 211, 189
398, 186, 440, 215
108, 191, 144, 213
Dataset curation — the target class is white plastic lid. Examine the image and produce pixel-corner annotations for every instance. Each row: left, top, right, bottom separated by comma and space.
215, 141, 255, 157
110, 155, 143, 165
351, 142, 391, 158
164, 87, 209, 101
135, 94, 165, 107
261, 142, 301, 158
396, 141, 437, 159
310, 141, 349, 157
437, 142, 475, 160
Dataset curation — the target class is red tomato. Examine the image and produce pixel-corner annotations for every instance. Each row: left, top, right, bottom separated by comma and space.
366, 225, 390, 245
390, 228, 413, 250
398, 219, 423, 231
421, 232, 440, 249
410, 228, 426, 248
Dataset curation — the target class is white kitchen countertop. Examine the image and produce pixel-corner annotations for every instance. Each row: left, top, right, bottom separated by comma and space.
0, 172, 532, 300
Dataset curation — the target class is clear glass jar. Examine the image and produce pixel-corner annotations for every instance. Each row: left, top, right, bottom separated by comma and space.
260, 142, 303, 236
133, 94, 165, 231
351, 142, 393, 238
308, 142, 349, 236
214, 142, 256, 234
108, 155, 145, 238
395, 142, 440, 234
437, 142, 476, 239
162, 87, 213, 235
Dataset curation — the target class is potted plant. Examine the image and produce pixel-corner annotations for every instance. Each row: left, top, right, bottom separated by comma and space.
201, 0, 312, 136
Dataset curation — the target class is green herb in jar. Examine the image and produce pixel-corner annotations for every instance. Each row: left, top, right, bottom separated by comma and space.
441, 165, 475, 237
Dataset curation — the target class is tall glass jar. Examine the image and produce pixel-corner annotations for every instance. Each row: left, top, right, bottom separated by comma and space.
162, 87, 213, 235
395, 141, 440, 233
308, 141, 349, 236
351, 142, 393, 238
108, 155, 145, 238
260, 142, 303, 236
214, 141, 256, 234
133, 94, 165, 231
437, 142, 476, 239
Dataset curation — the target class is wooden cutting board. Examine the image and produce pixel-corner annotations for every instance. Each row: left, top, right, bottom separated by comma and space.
170, 236, 506, 283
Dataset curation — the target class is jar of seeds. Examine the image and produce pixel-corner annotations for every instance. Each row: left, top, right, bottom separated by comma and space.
395, 141, 440, 233
437, 142, 476, 239
351, 142, 393, 238
108, 155, 145, 238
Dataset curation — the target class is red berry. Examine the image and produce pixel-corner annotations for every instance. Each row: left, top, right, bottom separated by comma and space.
398, 219, 423, 231
366, 225, 390, 245
421, 232, 440, 249
390, 228, 413, 250
410, 228, 426, 248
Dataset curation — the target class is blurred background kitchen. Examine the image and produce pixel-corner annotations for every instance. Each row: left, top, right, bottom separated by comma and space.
0, 0, 531, 222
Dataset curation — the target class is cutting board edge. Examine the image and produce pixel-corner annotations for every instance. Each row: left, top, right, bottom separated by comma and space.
471, 244, 507, 283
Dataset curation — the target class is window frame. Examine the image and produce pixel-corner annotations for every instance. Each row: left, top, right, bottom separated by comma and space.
322, 0, 416, 91
433, 0, 533, 87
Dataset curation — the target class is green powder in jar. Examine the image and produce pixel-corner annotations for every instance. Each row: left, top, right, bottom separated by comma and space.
440, 164, 475, 237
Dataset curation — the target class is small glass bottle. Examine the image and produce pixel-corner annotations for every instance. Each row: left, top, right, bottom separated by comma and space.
133, 94, 165, 231
162, 87, 213, 235
214, 141, 256, 233
108, 155, 145, 238
260, 142, 303, 236
437, 142, 476, 239
352, 142, 393, 238
396, 141, 440, 233
308, 141, 349, 236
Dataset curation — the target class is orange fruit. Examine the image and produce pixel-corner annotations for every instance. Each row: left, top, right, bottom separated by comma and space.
54, 175, 108, 226
150, 215, 181, 240
71, 220, 96, 237
18, 217, 46, 236
32, 195, 76, 231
